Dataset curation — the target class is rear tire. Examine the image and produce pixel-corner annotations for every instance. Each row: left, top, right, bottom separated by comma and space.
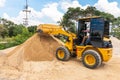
82, 50, 102, 69
56, 46, 70, 61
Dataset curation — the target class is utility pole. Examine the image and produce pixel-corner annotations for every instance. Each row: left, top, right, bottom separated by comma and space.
23, 0, 31, 26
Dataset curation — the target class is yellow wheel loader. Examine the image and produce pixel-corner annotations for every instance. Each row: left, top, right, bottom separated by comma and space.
37, 16, 112, 69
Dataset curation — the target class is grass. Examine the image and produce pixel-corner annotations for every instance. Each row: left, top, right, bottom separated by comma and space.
0, 37, 16, 50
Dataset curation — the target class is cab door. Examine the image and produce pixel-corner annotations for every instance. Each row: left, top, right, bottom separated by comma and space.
90, 18, 105, 47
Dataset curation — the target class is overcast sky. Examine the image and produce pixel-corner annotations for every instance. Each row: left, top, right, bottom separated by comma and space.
0, 0, 120, 26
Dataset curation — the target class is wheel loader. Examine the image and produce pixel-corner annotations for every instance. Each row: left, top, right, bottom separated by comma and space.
37, 16, 112, 69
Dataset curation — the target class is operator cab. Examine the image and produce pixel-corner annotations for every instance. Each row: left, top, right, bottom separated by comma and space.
76, 16, 112, 48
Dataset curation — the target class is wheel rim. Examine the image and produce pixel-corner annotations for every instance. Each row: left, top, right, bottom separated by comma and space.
84, 54, 96, 65
57, 50, 65, 59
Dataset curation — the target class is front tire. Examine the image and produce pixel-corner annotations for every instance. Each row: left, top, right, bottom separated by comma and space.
82, 50, 102, 69
56, 46, 70, 61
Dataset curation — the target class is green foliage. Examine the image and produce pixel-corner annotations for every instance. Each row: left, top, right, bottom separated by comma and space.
112, 17, 120, 27
0, 24, 8, 38
27, 25, 37, 33
0, 27, 33, 50
60, 7, 82, 33
0, 43, 14, 50
84, 6, 96, 16
97, 11, 114, 21
0, 18, 37, 49
0, 43, 7, 49
111, 27, 120, 39
0, 37, 13, 49
8, 24, 25, 37
12, 28, 32, 45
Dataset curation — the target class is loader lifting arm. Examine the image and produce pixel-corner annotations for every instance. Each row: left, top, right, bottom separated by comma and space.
37, 24, 76, 52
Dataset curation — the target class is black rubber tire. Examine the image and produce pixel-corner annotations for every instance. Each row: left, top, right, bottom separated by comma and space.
82, 50, 102, 69
56, 46, 70, 61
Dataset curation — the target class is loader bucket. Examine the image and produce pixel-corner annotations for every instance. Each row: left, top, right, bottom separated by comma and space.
37, 29, 50, 37
37, 24, 62, 36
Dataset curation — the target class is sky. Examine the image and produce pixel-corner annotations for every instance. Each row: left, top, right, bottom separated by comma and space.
0, 0, 120, 26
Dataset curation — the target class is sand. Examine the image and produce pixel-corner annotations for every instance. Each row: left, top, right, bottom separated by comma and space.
0, 34, 120, 80
7, 33, 61, 60
111, 36, 120, 56
2, 33, 61, 69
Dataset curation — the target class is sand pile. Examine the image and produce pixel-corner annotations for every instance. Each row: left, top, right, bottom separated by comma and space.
4, 33, 61, 68
0, 36, 120, 80
111, 36, 120, 56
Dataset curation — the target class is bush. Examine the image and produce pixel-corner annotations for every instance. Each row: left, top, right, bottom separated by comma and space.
0, 42, 14, 49
12, 28, 32, 44
0, 28, 34, 50
111, 27, 120, 39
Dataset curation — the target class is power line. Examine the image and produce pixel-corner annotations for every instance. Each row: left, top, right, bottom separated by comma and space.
23, 0, 31, 26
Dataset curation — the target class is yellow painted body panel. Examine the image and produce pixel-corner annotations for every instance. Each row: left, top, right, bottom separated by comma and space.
76, 46, 112, 62
76, 46, 86, 59
98, 48, 112, 62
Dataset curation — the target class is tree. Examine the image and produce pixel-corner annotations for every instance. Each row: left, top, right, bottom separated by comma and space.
8, 24, 25, 37
27, 25, 37, 33
112, 17, 120, 27
0, 24, 8, 38
85, 6, 96, 16
99, 12, 114, 21
112, 27, 120, 39
58, 6, 116, 34
12, 27, 33, 45
59, 7, 82, 33
58, 6, 98, 33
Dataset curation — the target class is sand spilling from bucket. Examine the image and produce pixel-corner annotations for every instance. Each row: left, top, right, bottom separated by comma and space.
4, 33, 62, 68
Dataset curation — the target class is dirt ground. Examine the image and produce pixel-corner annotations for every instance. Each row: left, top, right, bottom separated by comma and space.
0, 35, 120, 80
